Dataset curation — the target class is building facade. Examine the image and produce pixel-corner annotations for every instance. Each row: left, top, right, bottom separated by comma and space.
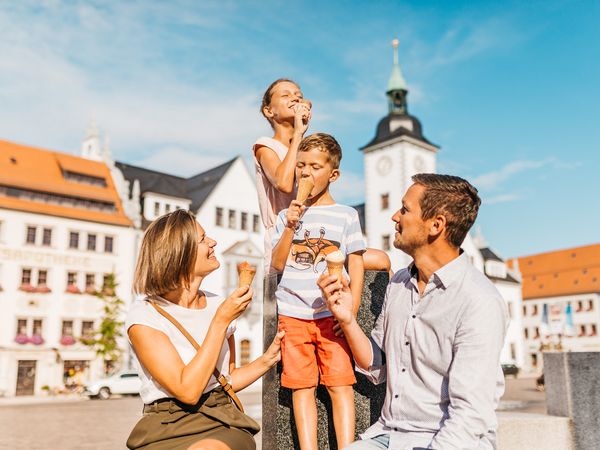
510, 243, 600, 371
0, 139, 138, 397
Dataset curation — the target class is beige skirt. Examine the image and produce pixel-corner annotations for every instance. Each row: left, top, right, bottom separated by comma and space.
126, 387, 260, 450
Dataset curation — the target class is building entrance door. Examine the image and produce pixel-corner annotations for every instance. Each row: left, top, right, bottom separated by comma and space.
16, 360, 37, 396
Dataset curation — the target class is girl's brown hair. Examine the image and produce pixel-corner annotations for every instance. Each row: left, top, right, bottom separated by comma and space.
260, 78, 299, 127
133, 209, 199, 296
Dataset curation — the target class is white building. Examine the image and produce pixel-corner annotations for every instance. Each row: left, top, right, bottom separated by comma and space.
0, 137, 138, 397
114, 156, 266, 375
510, 243, 600, 372
355, 40, 525, 367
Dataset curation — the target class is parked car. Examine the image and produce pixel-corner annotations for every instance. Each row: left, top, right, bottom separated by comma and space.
501, 363, 520, 378
84, 370, 141, 399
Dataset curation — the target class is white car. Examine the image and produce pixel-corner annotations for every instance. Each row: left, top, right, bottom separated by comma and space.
84, 370, 141, 399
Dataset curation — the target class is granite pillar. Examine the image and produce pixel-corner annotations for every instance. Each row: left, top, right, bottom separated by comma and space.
544, 351, 600, 450
262, 270, 389, 450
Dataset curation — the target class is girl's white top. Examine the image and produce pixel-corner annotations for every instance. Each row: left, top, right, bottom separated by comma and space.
125, 292, 236, 404
252, 136, 297, 271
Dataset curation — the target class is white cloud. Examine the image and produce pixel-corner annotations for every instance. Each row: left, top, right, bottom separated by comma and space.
484, 193, 521, 205
472, 159, 554, 190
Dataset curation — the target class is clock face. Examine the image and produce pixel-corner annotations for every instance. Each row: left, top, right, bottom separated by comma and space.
413, 155, 425, 172
376, 156, 392, 176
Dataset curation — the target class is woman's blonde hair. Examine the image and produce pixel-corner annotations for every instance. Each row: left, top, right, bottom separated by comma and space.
133, 209, 199, 296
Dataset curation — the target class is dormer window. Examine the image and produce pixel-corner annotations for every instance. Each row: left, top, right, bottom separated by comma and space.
63, 170, 107, 187
485, 261, 507, 279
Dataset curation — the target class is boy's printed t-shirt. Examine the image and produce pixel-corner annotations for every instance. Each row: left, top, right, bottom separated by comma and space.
272, 204, 366, 320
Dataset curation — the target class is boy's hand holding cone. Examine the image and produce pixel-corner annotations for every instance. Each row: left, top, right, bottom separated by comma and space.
237, 261, 257, 288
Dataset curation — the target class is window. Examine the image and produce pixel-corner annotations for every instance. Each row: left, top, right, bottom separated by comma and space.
579, 324, 586, 337
381, 193, 390, 210
21, 268, 32, 285
42, 228, 52, 246
69, 232, 79, 249
17, 319, 28, 335
253, 214, 260, 233
241, 212, 248, 231
588, 300, 594, 312
382, 235, 391, 251
37, 270, 48, 286
62, 320, 74, 336
534, 327, 540, 339
522, 305, 527, 316
81, 321, 94, 338
577, 301, 583, 312
154, 201, 160, 217
32, 319, 43, 336
26, 226, 36, 244
216, 207, 223, 226
85, 273, 96, 292
87, 234, 96, 251
591, 324, 597, 336
240, 339, 251, 366
165, 204, 171, 213
524, 328, 529, 339
67, 272, 77, 285
102, 274, 110, 288
104, 236, 114, 253
532, 305, 538, 316
228, 210, 236, 229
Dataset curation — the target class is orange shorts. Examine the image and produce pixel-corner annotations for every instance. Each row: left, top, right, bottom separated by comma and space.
278, 315, 356, 389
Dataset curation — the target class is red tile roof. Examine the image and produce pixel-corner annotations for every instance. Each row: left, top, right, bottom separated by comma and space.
509, 243, 600, 300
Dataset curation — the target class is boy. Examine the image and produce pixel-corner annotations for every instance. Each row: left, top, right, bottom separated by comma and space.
271, 133, 365, 450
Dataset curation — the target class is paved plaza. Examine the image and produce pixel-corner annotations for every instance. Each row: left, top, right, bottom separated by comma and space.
0, 378, 541, 450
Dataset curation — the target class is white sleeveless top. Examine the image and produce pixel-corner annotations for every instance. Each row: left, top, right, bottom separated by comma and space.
252, 137, 297, 270
125, 292, 236, 404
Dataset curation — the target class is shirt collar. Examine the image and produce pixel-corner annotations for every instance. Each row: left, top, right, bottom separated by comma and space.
406, 250, 469, 290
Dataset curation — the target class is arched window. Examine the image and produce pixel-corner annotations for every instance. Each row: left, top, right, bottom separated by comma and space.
240, 339, 251, 366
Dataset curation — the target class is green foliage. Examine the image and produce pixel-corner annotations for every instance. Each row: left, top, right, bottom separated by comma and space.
80, 273, 124, 373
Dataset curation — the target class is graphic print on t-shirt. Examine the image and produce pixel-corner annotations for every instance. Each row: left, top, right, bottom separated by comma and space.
288, 227, 340, 272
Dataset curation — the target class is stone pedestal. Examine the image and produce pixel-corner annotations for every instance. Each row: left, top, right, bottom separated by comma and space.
544, 351, 600, 450
262, 271, 389, 450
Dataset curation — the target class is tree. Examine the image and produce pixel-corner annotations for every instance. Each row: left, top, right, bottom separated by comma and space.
80, 273, 125, 375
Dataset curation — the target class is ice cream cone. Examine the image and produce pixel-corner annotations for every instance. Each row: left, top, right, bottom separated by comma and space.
296, 178, 314, 204
326, 250, 345, 283
237, 261, 257, 287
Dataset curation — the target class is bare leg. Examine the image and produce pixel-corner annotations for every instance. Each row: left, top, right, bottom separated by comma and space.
292, 387, 318, 450
363, 248, 391, 274
326, 385, 355, 449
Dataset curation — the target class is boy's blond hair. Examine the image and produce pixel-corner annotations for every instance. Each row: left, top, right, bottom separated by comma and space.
298, 133, 342, 169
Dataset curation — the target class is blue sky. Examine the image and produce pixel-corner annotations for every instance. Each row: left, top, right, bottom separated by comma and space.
1, 0, 598, 258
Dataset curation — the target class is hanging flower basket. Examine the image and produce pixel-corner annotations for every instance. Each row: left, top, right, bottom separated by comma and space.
14, 334, 29, 345
30, 334, 45, 345
66, 284, 81, 294
19, 283, 36, 293
60, 335, 76, 346
85, 286, 97, 295
35, 285, 52, 293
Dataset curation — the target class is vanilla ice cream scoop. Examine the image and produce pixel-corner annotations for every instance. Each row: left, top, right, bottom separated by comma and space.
326, 250, 345, 282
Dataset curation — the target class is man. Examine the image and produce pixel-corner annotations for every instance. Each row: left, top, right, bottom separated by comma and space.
318, 174, 508, 449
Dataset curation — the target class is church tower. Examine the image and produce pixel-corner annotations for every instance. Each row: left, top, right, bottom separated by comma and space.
362, 39, 439, 270
81, 118, 102, 161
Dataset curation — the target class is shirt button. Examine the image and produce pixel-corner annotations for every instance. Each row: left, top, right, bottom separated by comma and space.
401, 368, 406, 372
405, 341, 409, 346
412, 314, 416, 318
394, 394, 399, 398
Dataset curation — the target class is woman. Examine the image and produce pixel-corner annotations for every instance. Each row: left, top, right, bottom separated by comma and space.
126, 209, 283, 450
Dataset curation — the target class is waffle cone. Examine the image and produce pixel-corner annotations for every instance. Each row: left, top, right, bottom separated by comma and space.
296, 178, 314, 204
327, 261, 344, 282
237, 262, 257, 287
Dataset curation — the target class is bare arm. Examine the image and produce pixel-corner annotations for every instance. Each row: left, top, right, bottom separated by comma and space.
128, 287, 253, 405
228, 331, 284, 392
271, 200, 304, 272
347, 252, 364, 316
255, 104, 310, 193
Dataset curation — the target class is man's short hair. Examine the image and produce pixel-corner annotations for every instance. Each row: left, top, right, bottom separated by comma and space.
411, 173, 481, 248
298, 133, 342, 169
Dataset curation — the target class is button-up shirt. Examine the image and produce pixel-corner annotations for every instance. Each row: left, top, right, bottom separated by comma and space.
358, 252, 508, 450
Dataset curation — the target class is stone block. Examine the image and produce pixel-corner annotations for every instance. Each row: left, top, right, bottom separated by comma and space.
262, 271, 389, 450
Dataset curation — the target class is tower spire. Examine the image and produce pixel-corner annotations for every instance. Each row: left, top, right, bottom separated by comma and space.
387, 38, 408, 114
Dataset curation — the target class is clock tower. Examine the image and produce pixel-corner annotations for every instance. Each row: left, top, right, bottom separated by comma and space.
361, 39, 439, 270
